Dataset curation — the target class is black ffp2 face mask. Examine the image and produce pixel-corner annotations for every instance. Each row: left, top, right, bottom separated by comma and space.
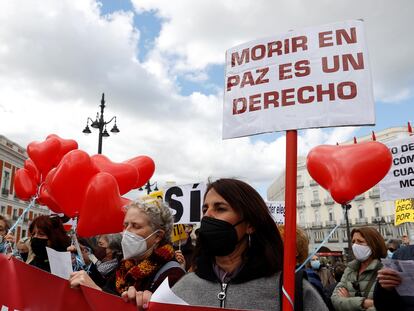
31, 237, 49, 259
199, 216, 244, 256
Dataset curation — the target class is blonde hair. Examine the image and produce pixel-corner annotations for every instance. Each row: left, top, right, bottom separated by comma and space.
278, 225, 309, 264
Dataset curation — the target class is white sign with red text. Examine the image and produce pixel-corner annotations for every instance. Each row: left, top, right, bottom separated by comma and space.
223, 20, 374, 139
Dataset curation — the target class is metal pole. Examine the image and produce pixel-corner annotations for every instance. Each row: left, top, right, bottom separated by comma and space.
97, 93, 105, 154
343, 204, 353, 262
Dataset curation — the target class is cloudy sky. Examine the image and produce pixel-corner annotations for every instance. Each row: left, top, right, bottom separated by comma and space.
0, 0, 413, 198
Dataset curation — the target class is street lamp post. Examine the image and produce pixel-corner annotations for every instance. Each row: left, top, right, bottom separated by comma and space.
373, 216, 387, 235
82, 93, 120, 154
139, 181, 158, 195
342, 203, 353, 262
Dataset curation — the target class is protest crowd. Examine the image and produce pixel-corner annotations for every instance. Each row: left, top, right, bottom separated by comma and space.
1, 178, 413, 311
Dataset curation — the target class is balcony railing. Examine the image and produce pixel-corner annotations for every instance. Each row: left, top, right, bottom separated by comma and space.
311, 221, 323, 228
297, 201, 306, 208
369, 188, 380, 199
324, 197, 335, 205
310, 179, 319, 186
354, 194, 365, 201
311, 199, 321, 207
325, 220, 337, 227
355, 217, 368, 224
297, 181, 304, 189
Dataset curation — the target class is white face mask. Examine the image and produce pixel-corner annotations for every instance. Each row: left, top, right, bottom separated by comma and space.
352, 243, 372, 262
121, 230, 159, 260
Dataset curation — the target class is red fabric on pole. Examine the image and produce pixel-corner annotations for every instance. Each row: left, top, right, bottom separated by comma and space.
408, 122, 412, 133
282, 130, 297, 311
353, 137, 357, 144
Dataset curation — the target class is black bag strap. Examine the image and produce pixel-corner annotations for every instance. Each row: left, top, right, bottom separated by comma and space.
363, 268, 380, 298
152, 260, 185, 285
279, 270, 305, 311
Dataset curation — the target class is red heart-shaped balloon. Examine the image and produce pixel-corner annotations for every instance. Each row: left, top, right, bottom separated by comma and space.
91, 154, 138, 195
307, 141, 392, 204
49, 150, 99, 217
46, 134, 78, 167
36, 168, 63, 214
27, 137, 61, 179
14, 168, 37, 201
125, 156, 155, 188
24, 159, 40, 184
77, 172, 127, 237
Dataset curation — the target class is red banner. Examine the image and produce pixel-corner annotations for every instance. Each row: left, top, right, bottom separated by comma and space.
0, 255, 250, 311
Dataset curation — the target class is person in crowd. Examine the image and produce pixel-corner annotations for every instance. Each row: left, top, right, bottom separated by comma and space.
16, 236, 32, 262
331, 227, 386, 311
386, 238, 401, 258
401, 234, 410, 247
123, 178, 329, 310
27, 215, 71, 272
309, 255, 336, 289
173, 224, 196, 271
325, 262, 346, 297
0, 215, 14, 254
69, 199, 185, 297
94, 233, 123, 278
279, 225, 334, 311
373, 243, 414, 311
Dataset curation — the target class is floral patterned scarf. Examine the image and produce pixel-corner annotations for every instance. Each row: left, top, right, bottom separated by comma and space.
115, 243, 175, 294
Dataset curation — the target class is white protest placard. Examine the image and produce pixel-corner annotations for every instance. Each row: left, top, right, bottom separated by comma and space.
223, 20, 374, 139
266, 201, 285, 225
164, 183, 206, 224
46, 247, 73, 280
379, 135, 414, 201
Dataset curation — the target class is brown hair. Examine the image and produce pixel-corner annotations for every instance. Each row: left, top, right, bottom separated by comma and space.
351, 227, 387, 259
278, 225, 309, 264
0, 215, 12, 233
29, 215, 71, 251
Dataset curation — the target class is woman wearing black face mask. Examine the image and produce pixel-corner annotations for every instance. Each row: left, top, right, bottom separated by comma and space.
28, 215, 71, 272
126, 178, 329, 311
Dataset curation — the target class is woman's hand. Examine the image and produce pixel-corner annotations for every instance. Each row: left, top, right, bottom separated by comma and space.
174, 250, 186, 270
69, 270, 101, 291
4, 233, 15, 243
362, 298, 374, 309
121, 286, 152, 310
337, 287, 350, 297
377, 268, 402, 290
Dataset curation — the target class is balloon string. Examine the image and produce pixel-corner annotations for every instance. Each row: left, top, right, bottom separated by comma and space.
70, 217, 85, 267
295, 208, 345, 273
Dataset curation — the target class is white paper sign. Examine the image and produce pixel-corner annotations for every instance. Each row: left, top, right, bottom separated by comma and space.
164, 183, 206, 224
46, 247, 73, 280
267, 201, 285, 224
379, 135, 414, 201
223, 20, 374, 139
151, 278, 189, 305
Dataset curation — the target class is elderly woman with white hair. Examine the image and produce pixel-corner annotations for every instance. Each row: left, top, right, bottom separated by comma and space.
69, 200, 185, 296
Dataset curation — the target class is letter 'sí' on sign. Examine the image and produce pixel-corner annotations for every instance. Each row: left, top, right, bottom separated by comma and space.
164, 186, 184, 223
163, 182, 206, 224
190, 183, 202, 222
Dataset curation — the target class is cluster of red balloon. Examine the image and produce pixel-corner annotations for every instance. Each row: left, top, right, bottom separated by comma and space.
307, 141, 392, 205
14, 134, 155, 237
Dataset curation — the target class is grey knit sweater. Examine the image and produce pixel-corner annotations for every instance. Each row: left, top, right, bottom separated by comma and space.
172, 271, 329, 311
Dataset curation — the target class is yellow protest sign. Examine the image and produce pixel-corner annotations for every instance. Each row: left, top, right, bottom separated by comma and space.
171, 224, 188, 243
395, 199, 414, 225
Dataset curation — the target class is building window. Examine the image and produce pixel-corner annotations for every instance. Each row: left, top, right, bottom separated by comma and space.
1, 171, 10, 194
374, 202, 380, 217
315, 209, 320, 223
313, 190, 319, 200
358, 208, 364, 219
22, 229, 27, 238
1, 205, 5, 215
329, 211, 334, 221
299, 211, 305, 224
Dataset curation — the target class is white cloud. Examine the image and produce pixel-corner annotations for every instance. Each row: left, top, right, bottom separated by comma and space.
132, 0, 414, 104
0, 0, 405, 202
